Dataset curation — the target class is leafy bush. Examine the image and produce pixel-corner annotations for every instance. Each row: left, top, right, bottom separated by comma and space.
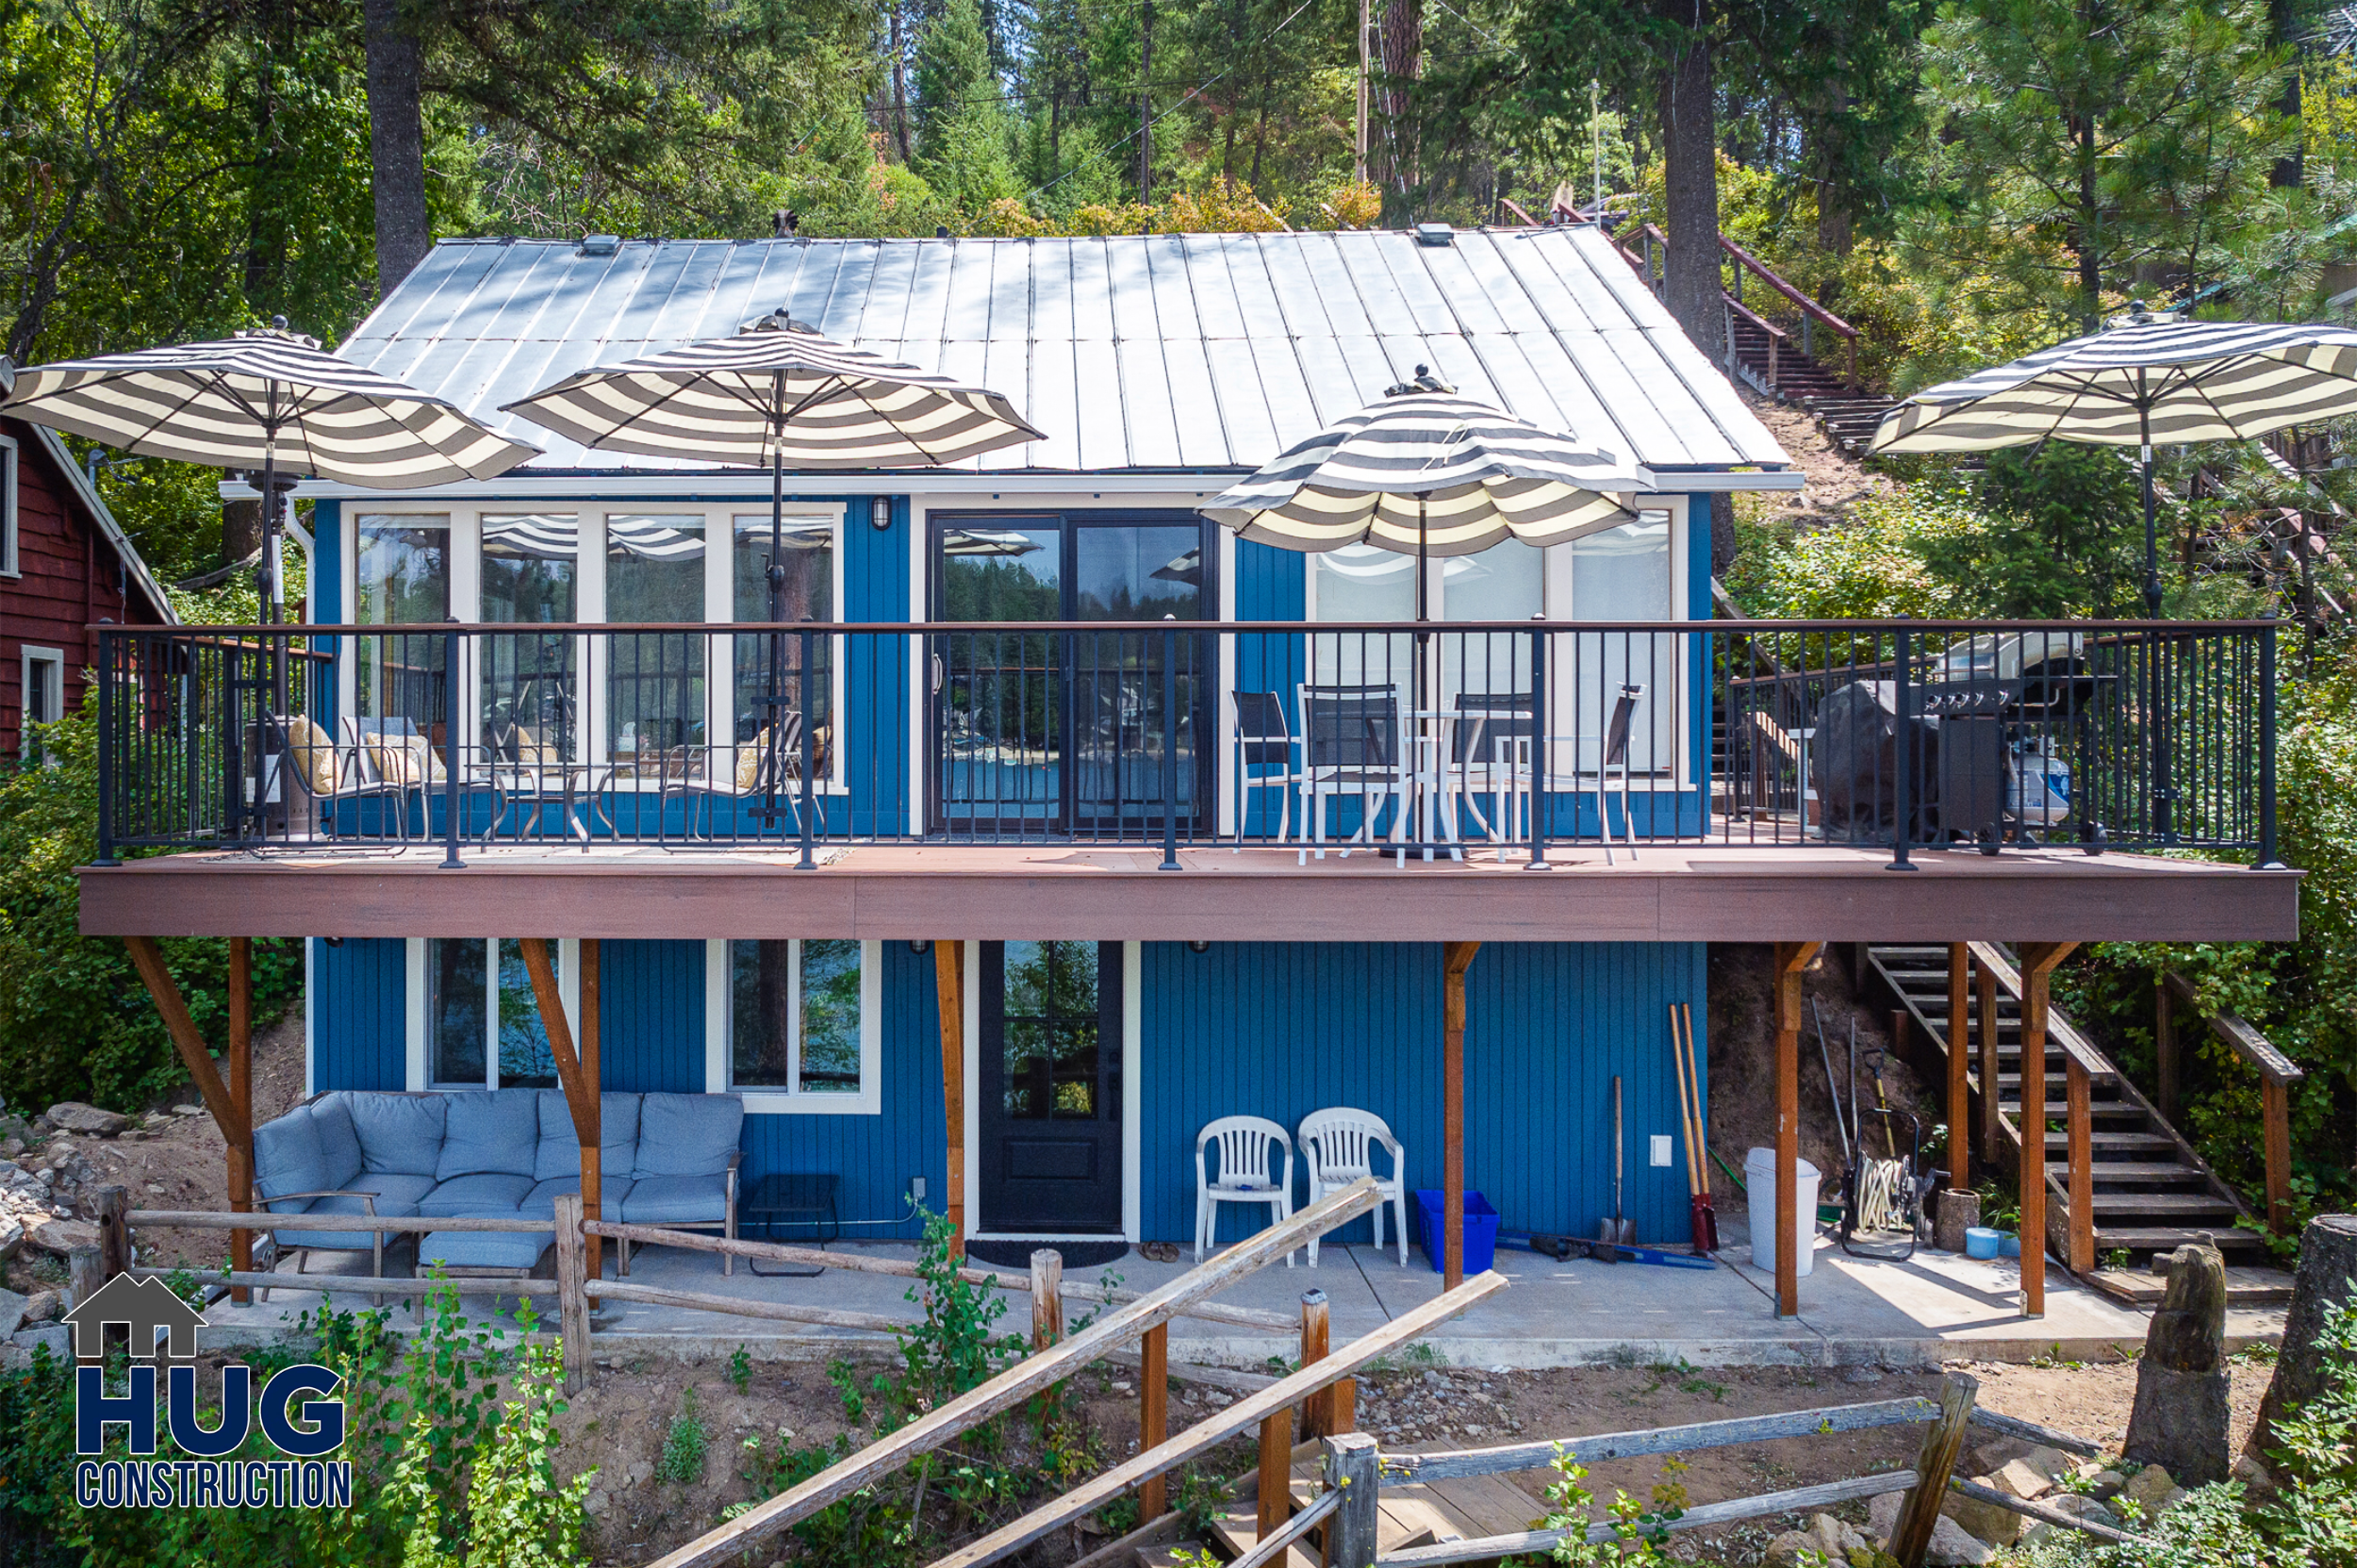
655, 1388, 708, 1484
394, 1328, 593, 1568
0, 698, 301, 1114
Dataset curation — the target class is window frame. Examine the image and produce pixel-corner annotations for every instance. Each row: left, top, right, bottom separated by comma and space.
19, 646, 62, 762
404, 936, 578, 1092
702, 937, 882, 1114
0, 432, 17, 578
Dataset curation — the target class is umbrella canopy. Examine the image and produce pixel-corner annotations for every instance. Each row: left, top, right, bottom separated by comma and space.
1870, 309, 2357, 613
499, 311, 1044, 470
0, 325, 540, 487
1870, 314, 2357, 454
1200, 386, 1653, 558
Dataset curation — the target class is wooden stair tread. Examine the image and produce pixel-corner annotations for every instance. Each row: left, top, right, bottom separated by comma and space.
2086, 1265, 2295, 1307
2088, 1192, 2241, 1214
1206, 1509, 1322, 1568
2094, 1226, 2266, 1249
2079, 1164, 2212, 1180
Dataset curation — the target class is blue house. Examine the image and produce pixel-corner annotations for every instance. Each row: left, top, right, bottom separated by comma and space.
78, 227, 2298, 1314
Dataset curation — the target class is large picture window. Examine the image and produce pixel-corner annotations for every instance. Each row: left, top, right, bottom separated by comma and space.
708, 938, 880, 1113
604, 514, 706, 771
425, 937, 561, 1090
481, 513, 579, 767
732, 515, 835, 776
354, 516, 451, 766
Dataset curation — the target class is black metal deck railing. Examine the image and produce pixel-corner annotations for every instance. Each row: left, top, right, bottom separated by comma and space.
91, 618, 2281, 869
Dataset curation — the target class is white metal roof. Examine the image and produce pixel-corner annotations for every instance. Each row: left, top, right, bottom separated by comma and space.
340, 228, 1794, 482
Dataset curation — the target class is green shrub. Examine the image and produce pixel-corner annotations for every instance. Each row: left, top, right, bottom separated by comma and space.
655, 1388, 708, 1484
0, 698, 301, 1114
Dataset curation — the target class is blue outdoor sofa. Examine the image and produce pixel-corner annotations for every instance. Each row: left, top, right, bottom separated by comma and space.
252, 1089, 742, 1292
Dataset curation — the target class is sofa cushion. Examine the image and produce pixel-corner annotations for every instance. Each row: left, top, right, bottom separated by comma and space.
419, 1172, 536, 1217
348, 1094, 447, 1176
631, 1095, 743, 1180
254, 1109, 327, 1209
523, 1177, 629, 1221
533, 1091, 642, 1182
437, 1089, 543, 1180
269, 1224, 394, 1253
340, 1172, 437, 1214
309, 1095, 366, 1191
618, 1173, 730, 1225
418, 1227, 552, 1272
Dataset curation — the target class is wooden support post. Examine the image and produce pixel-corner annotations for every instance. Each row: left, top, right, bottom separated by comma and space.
95, 1186, 128, 1285
553, 1193, 590, 1396
124, 934, 253, 1289
2264, 1078, 2293, 1235
1889, 1373, 1979, 1568
1441, 942, 1480, 1291
1946, 944, 1970, 1191
936, 941, 966, 1262
581, 938, 602, 1278
1772, 943, 1822, 1318
2067, 1062, 2094, 1274
2155, 975, 2177, 1125
519, 938, 608, 1282
1299, 1289, 1331, 1440
1323, 1433, 1380, 1568
1257, 1404, 1293, 1540
1976, 959, 2001, 1168
2016, 943, 2076, 1318
227, 936, 254, 1302
69, 1247, 101, 1320
1030, 1249, 1063, 1424
1140, 1324, 1168, 1522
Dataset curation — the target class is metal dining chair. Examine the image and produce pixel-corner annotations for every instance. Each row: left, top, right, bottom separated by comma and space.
1448, 692, 1537, 845
1593, 683, 1644, 864
1295, 684, 1402, 862
1229, 690, 1304, 849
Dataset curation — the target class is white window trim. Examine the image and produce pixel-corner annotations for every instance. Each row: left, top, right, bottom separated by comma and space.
0, 433, 18, 578
19, 646, 62, 761
703, 937, 882, 1114
347, 502, 851, 791
404, 936, 579, 1092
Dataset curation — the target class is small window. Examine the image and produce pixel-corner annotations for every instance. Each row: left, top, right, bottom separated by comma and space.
427, 937, 561, 1090
721, 939, 879, 1111
20, 648, 61, 763
0, 433, 18, 577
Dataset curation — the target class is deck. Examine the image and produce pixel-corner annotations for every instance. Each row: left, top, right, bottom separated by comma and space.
80, 839, 2298, 942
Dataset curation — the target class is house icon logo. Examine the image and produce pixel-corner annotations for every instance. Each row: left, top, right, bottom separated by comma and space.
59, 1275, 205, 1362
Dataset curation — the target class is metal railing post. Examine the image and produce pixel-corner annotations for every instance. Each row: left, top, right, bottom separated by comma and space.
441, 625, 464, 869
1887, 619, 1915, 871
1160, 625, 1181, 870
799, 626, 817, 869
2259, 617, 2282, 868
95, 633, 118, 865
1525, 622, 1548, 869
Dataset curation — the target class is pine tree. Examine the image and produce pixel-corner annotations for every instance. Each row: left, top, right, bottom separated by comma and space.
914, 0, 1020, 209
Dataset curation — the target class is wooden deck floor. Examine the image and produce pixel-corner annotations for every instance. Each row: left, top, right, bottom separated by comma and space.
80, 841, 2297, 943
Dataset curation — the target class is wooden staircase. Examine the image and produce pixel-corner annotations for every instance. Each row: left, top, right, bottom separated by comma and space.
1859, 943, 2295, 1307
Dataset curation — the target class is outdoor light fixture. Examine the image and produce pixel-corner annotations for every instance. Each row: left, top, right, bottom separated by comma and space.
871, 497, 893, 531
909, 940, 931, 954
1188, 940, 1211, 953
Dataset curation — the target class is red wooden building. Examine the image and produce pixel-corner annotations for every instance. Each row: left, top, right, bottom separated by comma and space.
0, 414, 174, 755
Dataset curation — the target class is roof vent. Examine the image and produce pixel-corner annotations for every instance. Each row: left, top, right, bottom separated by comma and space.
580, 234, 619, 256
1414, 223, 1455, 247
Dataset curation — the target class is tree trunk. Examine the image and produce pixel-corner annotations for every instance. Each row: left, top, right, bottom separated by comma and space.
893, 5, 914, 163
1657, 31, 1723, 362
2250, 1215, 2357, 1465
2269, 0, 2302, 189
223, 497, 263, 568
363, 0, 430, 297
1379, 0, 1422, 196
2123, 1242, 2231, 1485
2072, 109, 2101, 329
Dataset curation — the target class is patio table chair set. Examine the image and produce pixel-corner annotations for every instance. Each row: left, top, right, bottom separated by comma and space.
1230, 680, 1650, 864
1194, 1108, 1410, 1267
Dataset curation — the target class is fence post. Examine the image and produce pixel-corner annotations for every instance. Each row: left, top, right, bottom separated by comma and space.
1890, 1372, 1977, 1568
1525, 623, 1549, 868
1161, 624, 1181, 871
2264, 1078, 2294, 1235
2066, 1063, 2094, 1273
1030, 1248, 1063, 1424
1258, 1398, 1293, 1538
1322, 1432, 1380, 1568
440, 624, 463, 869
1139, 1323, 1169, 1522
2258, 617, 2282, 867
799, 625, 817, 869
95, 634, 117, 866
68, 1247, 102, 1315
553, 1193, 590, 1396
95, 1186, 128, 1285
1298, 1289, 1330, 1439
1887, 619, 1915, 871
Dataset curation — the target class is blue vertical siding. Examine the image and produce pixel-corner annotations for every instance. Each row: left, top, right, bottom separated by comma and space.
1138, 941, 1706, 1249
595, 940, 705, 1091
310, 500, 341, 734
843, 494, 911, 834
311, 937, 404, 1091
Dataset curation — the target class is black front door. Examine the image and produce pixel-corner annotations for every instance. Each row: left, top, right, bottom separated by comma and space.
978, 940, 1123, 1234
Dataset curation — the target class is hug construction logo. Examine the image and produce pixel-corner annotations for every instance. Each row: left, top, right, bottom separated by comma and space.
63, 1275, 351, 1510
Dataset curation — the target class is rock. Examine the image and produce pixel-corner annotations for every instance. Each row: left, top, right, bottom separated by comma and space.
1871, 1490, 1995, 1564
27, 1219, 95, 1255
1764, 1529, 1820, 1567
172, 1105, 203, 1117
2159, 1486, 2186, 1513
0, 1219, 22, 1263
10, 1324, 67, 1359
1992, 1458, 2055, 1500
1970, 1438, 2033, 1475
2118, 1465, 2177, 1513
2085, 1469, 2126, 1500
0, 1288, 26, 1342
2126, 1243, 2231, 1485
42, 1104, 127, 1137
21, 1292, 59, 1325
2251, 1214, 2357, 1463
1936, 1188, 1982, 1253
2019, 1495, 2124, 1547
2232, 1453, 2273, 1491
1843, 1364, 1885, 1385
1937, 1476, 2024, 1546
0, 1140, 22, 1160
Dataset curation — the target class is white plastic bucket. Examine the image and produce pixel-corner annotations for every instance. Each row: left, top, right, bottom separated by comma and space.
1744, 1147, 1821, 1278
2007, 739, 2072, 829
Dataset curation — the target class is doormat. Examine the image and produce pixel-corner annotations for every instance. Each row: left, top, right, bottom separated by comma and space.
965, 1240, 1129, 1270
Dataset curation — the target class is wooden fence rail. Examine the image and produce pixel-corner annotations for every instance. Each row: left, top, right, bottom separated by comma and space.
1383, 1395, 1942, 1481
129, 1209, 552, 1234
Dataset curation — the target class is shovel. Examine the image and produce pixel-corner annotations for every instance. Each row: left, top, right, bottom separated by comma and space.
1500, 1230, 1715, 1272
1599, 1075, 1637, 1256
1671, 1002, 1718, 1254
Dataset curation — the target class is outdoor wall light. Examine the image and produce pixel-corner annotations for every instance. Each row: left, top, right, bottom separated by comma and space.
909, 939, 931, 954
1188, 940, 1211, 953
870, 497, 894, 531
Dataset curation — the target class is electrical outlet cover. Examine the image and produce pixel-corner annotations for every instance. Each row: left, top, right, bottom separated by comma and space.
1649, 1134, 1673, 1167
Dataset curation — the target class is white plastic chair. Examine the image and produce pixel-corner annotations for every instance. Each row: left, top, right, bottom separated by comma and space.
1297, 1108, 1409, 1267
1195, 1115, 1295, 1265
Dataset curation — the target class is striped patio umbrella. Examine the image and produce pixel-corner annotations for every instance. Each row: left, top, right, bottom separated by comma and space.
1870, 308, 2357, 613
0, 322, 538, 618
1200, 375, 1653, 617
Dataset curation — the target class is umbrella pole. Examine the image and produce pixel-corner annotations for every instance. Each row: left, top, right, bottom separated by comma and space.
766, 387, 788, 840
2140, 403, 2162, 619
257, 422, 282, 841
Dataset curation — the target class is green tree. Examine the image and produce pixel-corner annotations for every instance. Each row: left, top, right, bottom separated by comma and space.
914, 0, 1019, 208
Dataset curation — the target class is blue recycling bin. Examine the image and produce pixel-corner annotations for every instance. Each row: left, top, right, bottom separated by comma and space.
1414, 1188, 1499, 1275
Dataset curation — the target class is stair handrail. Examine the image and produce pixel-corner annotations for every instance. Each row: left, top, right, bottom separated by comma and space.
1717, 234, 1858, 340
1615, 223, 1861, 391
2163, 970, 2299, 1236
1964, 942, 2113, 1081
2162, 972, 2301, 1085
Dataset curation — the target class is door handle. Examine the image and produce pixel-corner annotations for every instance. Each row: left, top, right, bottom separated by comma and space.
931, 653, 945, 695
